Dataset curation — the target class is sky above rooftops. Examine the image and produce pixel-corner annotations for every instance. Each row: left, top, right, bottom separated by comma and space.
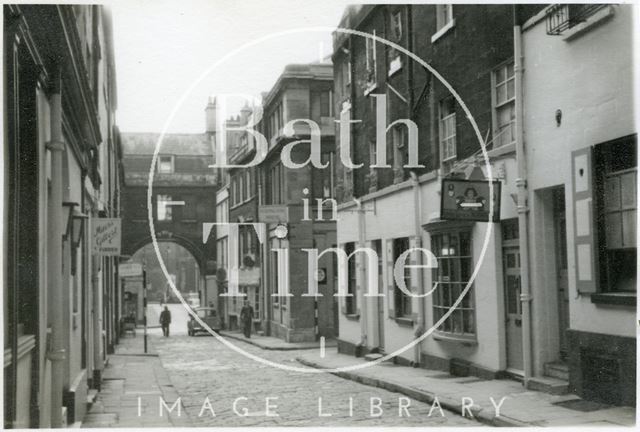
110, 0, 352, 134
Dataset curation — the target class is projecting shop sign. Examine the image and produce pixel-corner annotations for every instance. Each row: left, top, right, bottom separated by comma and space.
440, 179, 502, 223
92, 218, 122, 256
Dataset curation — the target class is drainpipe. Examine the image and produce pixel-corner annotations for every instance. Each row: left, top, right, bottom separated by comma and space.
410, 172, 425, 365
356, 200, 367, 348
45, 72, 65, 428
407, 5, 424, 365
514, 8, 533, 384
92, 233, 102, 388
258, 179, 270, 335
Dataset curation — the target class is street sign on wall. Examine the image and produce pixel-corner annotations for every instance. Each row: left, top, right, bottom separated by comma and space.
440, 178, 502, 223
259, 205, 289, 223
92, 218, 121, 255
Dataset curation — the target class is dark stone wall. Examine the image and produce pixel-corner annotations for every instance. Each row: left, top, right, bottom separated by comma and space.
121, 185, 217, 273
333, 4, 546, 202
567, 329, 636, 406
411, 5, 515, 163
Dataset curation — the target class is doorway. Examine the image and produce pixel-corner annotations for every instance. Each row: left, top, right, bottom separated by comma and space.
373, 240, 385, 352
502, 219, 523, 373
552, 187, 569, 360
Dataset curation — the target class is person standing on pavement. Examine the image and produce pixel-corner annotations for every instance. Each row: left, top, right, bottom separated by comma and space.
159, 305, 172, 337
239, 300, 254, 338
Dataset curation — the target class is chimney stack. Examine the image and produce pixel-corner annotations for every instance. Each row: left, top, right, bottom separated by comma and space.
205, 96, 217, 134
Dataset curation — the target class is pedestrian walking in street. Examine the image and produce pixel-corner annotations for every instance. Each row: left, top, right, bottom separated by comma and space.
240, 300, 254, 338
160, 305, 172, 337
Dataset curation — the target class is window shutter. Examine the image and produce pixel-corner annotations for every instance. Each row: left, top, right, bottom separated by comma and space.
355, 250, 362, 317
387, 239, 396, 318
410, 236, 420, 323
339, 243, 348, 314
572, 147, 598, 294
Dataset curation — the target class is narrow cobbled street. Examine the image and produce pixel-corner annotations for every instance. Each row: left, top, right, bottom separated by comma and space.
5, 3, 637, 429
152, 329, 475, 427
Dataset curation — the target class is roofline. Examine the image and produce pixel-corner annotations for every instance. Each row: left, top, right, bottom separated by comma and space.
333, 4, 379, 53
262, 63, 333, 110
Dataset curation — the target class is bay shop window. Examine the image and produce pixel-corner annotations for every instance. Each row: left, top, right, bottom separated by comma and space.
427, 223, 476, 340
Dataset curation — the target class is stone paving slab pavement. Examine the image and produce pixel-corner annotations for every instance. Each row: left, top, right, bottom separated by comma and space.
297, 349, 636, 427
219, 330, 337, 351
81, 333, 192, 428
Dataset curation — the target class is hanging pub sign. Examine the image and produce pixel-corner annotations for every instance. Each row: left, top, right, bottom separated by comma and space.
92, 217, 122, 256
440, 178, 501, 223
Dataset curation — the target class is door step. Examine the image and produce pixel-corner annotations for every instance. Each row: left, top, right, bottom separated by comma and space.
505, 368, 524, 382
364, 353, 384, 361
544, 361, 569, 381
364, 352, 393, 362
527, 375, 569, 395
87, 389, 99, 404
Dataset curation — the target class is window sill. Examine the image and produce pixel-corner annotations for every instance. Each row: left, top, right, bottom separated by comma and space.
486, 142, 516, 159
562, 6, 615, 42
394, 317, 414, 327
16, 335, 36, 362
433, 331, 477, 346
364, 82, 378, 96
431, 19, 456, 43
388, 58, 402, 77
441, 155, 457, 165
591, 292, 636, 307
345, 313, 360, 321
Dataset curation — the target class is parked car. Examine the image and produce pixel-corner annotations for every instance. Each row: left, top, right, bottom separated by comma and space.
187, 307, 221, 336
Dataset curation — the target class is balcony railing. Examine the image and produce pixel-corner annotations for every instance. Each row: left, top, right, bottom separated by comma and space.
546, 4, 608, 35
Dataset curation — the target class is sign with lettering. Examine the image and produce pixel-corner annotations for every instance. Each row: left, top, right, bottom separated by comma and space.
92, 218, 122, 256
119, 263, 143, 278
238, 267, 260, 286
440, 179, 501, 223
259, 205, 289, 223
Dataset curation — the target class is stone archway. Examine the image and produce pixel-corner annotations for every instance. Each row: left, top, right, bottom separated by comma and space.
125, 233, 210, 275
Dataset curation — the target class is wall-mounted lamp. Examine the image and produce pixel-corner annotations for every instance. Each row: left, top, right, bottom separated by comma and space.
555, 109, 562, 127
71, 212, 89, 249
62, 201, 79, 242
63, 201, 88, 275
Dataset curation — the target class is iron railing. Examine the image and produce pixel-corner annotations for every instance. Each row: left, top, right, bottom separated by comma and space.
546, 4, 608, 35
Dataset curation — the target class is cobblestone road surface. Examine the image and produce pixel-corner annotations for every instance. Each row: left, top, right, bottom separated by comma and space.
152, 332, 476, 427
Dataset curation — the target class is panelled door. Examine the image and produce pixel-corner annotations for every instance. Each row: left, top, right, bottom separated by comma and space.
502, 218, 523, 373
553, 187, 570, 360
373, 240, 385, 351
504, 246, 523, 371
